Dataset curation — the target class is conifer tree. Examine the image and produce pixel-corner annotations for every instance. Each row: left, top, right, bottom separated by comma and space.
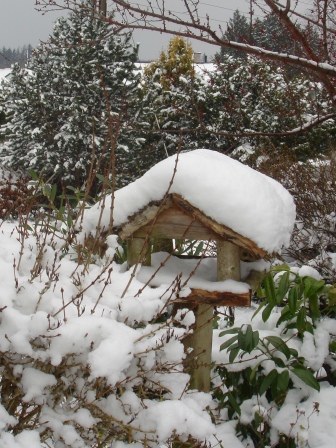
218, 10, 251, 60
253, 13, 294, 53
0, 0, 140, 190
138, 36, 208, 171
143, 36, 194, 90
203, 54, 334, 157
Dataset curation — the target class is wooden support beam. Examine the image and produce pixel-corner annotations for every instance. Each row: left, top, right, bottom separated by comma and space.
217, 240, 241, 281
183, 303, 214, 392
184, 240, 243, 392
127, 237, 151, 269
175, 288, 250, 307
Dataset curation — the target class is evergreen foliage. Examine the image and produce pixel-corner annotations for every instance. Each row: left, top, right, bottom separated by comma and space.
139, 48, 335, 167
218, 10, 251, 60
143, 36, 194, 89
138, 37, 207, 172
217, 11, 299, 61
253, 13, 294, 53
0, 0, 140, 190
201, 55, 335, 156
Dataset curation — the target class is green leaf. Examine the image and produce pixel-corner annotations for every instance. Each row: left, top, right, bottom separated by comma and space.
288, 285, 300, 314
327, 287, 336, 304
305, 321, 315, 335
304, 277, 325, 300
194, 242, 204, 256
28, 169, 39, 180
262, 303, 274, 322
252, 300, 267, 319
252, 329, 259, 351
289, 348, 299, 357
276, 271, 290, 305
96, 173, 111, 186
276, 308, 293, 327
51, 183, 57, 203
277, 369, 290, 392
256, 284, 266, 300
309, 295, 320, 321
271, 264, 290, 275
227, 392, 241, 416
291, 367, 320, 391
238, 325, 250, 351
44, 183, 51, 197
265, 336, 291, 360
259, 369, 278, 396
219, 328, 239, 338
67, 214, 73, 228
229, 345, 240, 363
297, 307, 307, 335
58, 206, 65, 220
220, 335, 238, 352
273, 357, 286, 368
264, 273, 277, 306
250, 361, 263, 382
237, 325, 259, 353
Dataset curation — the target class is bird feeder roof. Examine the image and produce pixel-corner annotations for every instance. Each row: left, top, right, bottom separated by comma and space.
82, 149, 296, 254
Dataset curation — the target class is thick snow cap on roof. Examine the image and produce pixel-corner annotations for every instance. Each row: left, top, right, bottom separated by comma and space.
83, 149, 296, 252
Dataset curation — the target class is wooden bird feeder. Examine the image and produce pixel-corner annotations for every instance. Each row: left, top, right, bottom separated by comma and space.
113, 192, 267, 392
84, 149, 294, 392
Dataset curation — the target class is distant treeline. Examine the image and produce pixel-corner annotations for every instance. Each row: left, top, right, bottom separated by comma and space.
0, 45, 33, 69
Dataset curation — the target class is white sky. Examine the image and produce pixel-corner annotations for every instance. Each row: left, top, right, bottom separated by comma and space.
0, 0, 310, 61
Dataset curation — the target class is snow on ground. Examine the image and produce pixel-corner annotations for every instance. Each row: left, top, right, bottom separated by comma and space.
82, 149, 296, 252
1, 151, 336, 447
0, 214, 336, 448
0, 213, 335, 446
0, 220, 215, 446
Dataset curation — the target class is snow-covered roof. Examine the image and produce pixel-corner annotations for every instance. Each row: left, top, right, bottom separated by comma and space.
82, 149, 296, 253
0, 68, 12, 83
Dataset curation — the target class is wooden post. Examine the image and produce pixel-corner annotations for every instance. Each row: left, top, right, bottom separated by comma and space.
183, 303, 213, 392
184, 241, 241, 392
127, 237, 151, 269
217, 240, 241, 281
99, 0, 107, 16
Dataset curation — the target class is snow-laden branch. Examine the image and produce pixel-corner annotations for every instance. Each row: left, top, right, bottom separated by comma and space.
37, 1, 336, 89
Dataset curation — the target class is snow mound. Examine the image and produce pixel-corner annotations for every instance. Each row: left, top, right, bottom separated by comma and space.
83, 149, 296, 252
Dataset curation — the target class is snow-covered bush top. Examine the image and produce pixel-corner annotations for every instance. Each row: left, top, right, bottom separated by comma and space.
83, 149, 296, 252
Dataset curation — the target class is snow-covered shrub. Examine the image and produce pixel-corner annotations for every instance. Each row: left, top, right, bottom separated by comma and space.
248, 150, 336, 281
283, 159, 336, 280
0, 198, 215, 447
214, 265, 336, 447
231, 145, 336, 281
201, 55, 335, 156
1, 148, 336, 447
0, 0, 140, 191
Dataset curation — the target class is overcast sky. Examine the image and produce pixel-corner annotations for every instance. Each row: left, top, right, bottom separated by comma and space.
0, 0, 309, 61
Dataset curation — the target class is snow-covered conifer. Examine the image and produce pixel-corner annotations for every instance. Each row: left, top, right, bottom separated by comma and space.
0, 0, 140, 190
138, 37, 208, 171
